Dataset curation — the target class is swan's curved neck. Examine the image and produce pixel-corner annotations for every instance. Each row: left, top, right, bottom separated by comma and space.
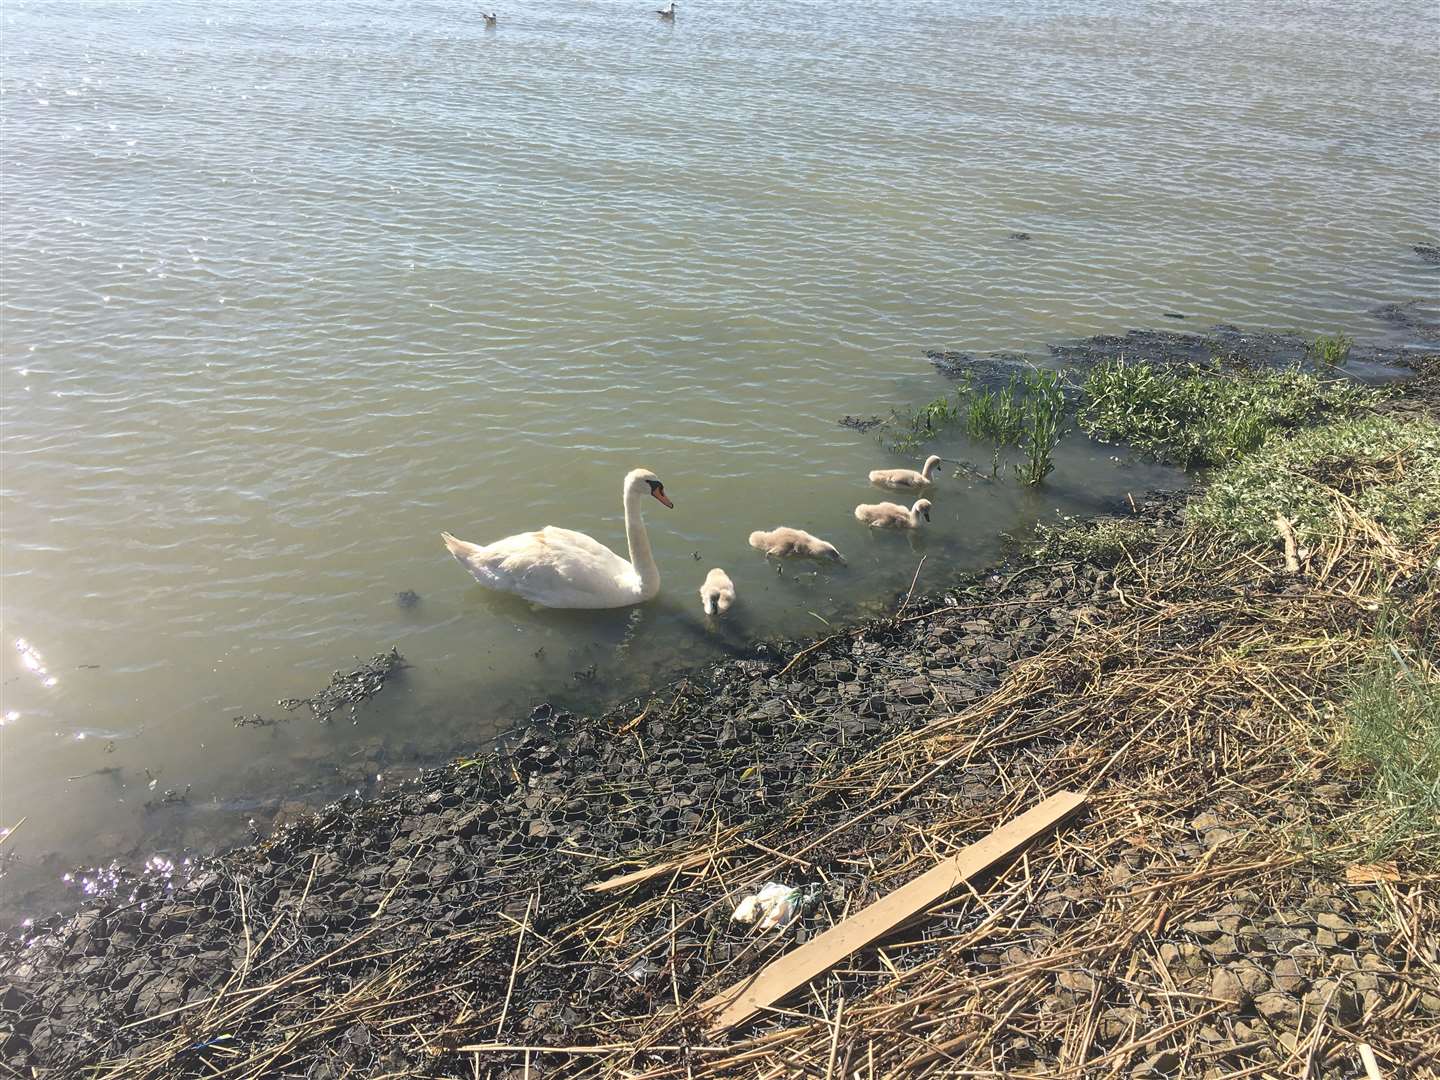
923, 457, 940, 480
623, 481, 661, 598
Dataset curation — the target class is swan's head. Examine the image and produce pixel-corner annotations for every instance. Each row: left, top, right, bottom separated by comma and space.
627, 468, 673, 508
923, 455, 942, 475
913, 499, 932, 522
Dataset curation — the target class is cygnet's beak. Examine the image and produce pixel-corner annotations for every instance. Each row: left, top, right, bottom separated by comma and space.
652, 488, 674, 509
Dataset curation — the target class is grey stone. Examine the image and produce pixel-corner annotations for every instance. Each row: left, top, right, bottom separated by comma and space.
1254, 990, 1301, 1026
1271, 954, 1306, 994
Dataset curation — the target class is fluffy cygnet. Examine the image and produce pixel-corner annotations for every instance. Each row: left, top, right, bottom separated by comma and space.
747, 527, 844, 562
854, 498, 931, 530
699, 568, 735, 615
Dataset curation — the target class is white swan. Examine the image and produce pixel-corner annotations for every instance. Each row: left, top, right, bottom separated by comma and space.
700, 568, 735, 615
656, 1, 676, 17
855, 498, 931, 530
748, 527, 844, 563
869, 455, 941, 491
441, 468, 673, 609
482, 11, 497, 27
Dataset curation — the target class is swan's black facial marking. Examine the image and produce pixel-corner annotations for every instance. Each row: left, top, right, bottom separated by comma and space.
645, 478, 674, 508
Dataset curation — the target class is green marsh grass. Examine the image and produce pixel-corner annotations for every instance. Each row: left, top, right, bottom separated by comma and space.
1078, 360, 1373, 469
1310, 332, 1354, 367
1318, 624, 1440, 865
1189, 413, 1440, 545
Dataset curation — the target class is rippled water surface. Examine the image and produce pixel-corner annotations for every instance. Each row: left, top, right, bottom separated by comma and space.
2, 0, 1437, 916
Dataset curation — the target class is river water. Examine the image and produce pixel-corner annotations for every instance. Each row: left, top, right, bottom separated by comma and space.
1, 0, 1436, 917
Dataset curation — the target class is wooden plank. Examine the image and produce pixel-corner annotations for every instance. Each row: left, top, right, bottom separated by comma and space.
697, 789, 1086, 1033
585, 850, 714, 893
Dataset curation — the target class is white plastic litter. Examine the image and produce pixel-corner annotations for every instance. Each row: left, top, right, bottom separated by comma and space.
731, 882, 800, 931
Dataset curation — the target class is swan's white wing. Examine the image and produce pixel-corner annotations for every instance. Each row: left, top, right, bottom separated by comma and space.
454, 527, 643, 609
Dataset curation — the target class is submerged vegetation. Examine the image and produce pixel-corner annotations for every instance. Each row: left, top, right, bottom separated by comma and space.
1078, 360, 1372, 468
878, 367, 1068, 484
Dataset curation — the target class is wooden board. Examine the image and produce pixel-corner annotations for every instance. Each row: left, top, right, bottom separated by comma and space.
697, 789, 1086, 1033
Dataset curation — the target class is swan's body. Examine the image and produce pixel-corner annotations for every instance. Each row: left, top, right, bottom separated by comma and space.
700, 568, 735, 615
657, 1, 676, 17
441, 469, 673, 609
869, 455, 941, 491
748, 527, 844, 562
855, 498, 931, 530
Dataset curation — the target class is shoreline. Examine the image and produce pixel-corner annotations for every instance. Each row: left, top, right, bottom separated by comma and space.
2, 337, 1437, 1078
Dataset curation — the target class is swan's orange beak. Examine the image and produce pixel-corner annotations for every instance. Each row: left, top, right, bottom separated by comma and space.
652, 487, 674, 508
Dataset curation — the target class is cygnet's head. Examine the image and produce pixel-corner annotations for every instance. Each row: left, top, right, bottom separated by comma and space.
914, 499, 932, 522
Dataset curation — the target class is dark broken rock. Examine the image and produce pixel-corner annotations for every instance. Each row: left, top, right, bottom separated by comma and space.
1253, 989, 1301, 1027
1415, 243, 1440, 265
1096, 1006, 1135, 1042
1313, 911, 1359, 947
1210, 960, 1268, 1009
1054, 969, 1096, 1004
1158, 942, 1208, 982
1180, 918, 1224, 942
394, 590, 421, 609
1201, 934, 1240, 962
1209, 966, 1247, 1009
1269, 954, 1306, 994
1008, 231, 1032, 241
1132, 1049, 1180, 1077
1232, 960, 1270, 998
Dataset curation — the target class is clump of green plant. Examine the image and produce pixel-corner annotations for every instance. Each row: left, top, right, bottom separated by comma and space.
1079, 360, 1374, 469
1310, 332, 1354, 367
1326, 629, 1440, 864
1013, 369, 1067, 486
964, 382, 1025, 444
878, 367, 1069, 457
1188, 414, 1440, 545
1032, 516, 1150, 565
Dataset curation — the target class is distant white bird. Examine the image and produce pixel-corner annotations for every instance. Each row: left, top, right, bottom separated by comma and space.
699, 568, 736, 616
656, 1, 677, 18
869, 455, 942, 491
441, 468, 673, 609
748, 527, 844, 563
855, 498, 931, 530
482, 10, 497, 26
